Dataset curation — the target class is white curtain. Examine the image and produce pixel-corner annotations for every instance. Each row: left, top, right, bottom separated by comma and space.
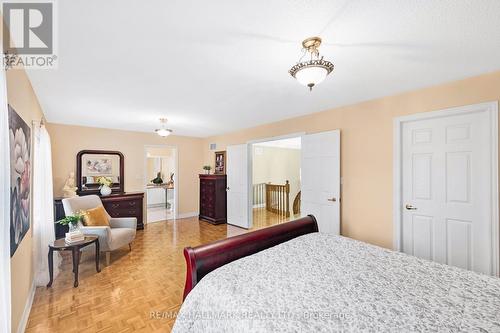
0, 70, 11, 331
33, 124, 60, 286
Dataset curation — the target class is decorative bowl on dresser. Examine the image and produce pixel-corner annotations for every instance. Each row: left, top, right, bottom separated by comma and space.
54, 192, 145, 238
199, 174, 227, 224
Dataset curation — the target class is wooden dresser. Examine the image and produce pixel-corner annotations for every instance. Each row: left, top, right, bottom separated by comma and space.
54, 192, 145, 238
199, 174, 227, 224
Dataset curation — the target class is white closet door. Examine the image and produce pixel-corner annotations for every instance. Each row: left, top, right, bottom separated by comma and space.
227, 144, 250, 228
301, 130, 340, 234
401, 109, 493, 274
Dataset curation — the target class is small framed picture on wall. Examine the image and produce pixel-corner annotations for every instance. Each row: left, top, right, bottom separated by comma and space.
215, 151, 226, 174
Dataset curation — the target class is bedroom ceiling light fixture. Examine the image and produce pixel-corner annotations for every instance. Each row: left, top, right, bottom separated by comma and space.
155, 118, 173, 137
289, 37, 334, 91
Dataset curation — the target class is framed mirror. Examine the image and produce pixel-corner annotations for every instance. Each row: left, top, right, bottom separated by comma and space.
76, 150, 124, 195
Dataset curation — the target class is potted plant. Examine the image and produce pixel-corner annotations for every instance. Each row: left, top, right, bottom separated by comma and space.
202, 165, 212, 175
96, 176, 113, 196
151, 172, 163, 185
57, 213, 85, 233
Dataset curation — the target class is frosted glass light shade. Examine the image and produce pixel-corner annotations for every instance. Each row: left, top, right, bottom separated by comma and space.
295, 66, 328, 87
155, 128, 172, 137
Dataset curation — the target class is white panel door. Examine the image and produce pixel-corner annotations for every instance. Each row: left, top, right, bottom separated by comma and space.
402, 110, 492, 274
301, 130, 340, 234
227, 144, 250, 228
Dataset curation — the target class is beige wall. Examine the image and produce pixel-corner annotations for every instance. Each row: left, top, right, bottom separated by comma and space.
203, 70, 500, 249
6, 63, 500, 332
7, 68, 45, 332
252, 146, 301, 204
46, 124, 203, 214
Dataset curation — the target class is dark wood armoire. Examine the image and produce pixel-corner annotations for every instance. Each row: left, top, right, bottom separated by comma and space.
199, 174, 227, 224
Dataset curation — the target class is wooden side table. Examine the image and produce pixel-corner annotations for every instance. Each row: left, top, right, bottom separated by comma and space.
47, 236, 100, 288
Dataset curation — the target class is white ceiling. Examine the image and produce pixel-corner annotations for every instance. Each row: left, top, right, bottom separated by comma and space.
254, 137, 301, 150
27, 0, 500, 137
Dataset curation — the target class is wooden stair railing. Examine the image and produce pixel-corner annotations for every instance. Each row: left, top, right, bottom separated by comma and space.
292, 191, 301, 215
265, 181, 290, 217
253, 182, 266, 206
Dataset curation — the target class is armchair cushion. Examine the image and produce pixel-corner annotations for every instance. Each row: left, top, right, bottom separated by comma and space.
83, 206, 110, 227
109, 217, 137, 230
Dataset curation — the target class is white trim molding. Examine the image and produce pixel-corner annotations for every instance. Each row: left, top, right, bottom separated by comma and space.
177, 212, 199, 219
16, 281, 36, 333
393, 101, 499, 276
246, 132, 306, 145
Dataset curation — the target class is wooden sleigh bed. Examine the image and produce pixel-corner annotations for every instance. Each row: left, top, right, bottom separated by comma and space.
176, 215, 500, 332
182, 215, 318, 300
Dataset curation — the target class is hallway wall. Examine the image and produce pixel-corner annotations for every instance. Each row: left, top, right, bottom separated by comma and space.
252, 145, 301, 207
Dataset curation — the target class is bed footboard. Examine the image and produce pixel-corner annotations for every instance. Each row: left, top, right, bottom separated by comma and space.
182, 215, 319, 300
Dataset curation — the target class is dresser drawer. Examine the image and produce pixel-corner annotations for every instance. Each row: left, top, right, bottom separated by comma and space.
100, 193, 144, 230
103, 203, 139, 218
105, 200, 139, 210
111, 209, 139, 218
201, 203, 214, 212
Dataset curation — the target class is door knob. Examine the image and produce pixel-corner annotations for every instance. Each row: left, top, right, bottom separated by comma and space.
327, 197, 336, 202
226, 187, 230, 191
405, 204, 417, 210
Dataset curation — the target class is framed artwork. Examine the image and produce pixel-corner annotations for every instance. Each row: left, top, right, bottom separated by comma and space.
83, 157, 113, 175
77, 150, 123, 194
215, 151, 226, 174
8, 105, 31, 257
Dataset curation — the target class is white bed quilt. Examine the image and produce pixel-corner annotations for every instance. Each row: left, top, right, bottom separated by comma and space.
173, 233, 500, 332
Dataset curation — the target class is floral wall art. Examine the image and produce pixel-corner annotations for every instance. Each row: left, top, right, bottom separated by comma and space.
84, 157, 112, 175
8, 105, 31, 257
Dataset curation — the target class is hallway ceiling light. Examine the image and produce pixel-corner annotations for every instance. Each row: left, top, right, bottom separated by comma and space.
289, 37, 334, 91
155, 118, 173, 137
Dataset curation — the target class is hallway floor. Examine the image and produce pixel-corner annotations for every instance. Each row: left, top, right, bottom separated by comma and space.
252, 207, 299, 230
147, 206, 174, 223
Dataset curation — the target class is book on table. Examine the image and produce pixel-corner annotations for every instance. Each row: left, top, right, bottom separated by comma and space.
65, 231, 84, 244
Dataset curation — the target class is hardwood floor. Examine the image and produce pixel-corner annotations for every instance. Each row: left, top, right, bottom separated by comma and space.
27, 218, 230, 332
252, 207, 298, 229
26, 211, 297, 332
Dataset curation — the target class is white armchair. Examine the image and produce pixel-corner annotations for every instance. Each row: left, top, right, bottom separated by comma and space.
62, 195, 137, 265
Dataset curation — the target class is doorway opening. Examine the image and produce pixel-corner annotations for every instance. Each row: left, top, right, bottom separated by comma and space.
251, 136, 301, 229
144, 145, 177, 224
227, 130, 339, 232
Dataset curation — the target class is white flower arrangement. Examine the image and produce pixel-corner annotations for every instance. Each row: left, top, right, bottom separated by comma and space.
96, 176, 113, 187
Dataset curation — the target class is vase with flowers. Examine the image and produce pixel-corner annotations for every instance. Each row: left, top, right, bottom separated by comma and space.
57, 212, 86, 233
97, 176, 113, 196
203, 165, 212, 175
